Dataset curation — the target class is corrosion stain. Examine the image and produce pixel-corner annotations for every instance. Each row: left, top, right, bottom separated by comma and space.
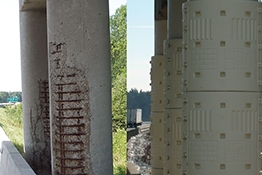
38, 80, 50, 138
49, 42, 92, 175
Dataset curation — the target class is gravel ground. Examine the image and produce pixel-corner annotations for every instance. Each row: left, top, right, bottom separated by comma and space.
127, 132, 151, 175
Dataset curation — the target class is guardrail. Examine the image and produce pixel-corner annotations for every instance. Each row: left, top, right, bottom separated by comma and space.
138, 123, 150, 133
0, 128, 35, 175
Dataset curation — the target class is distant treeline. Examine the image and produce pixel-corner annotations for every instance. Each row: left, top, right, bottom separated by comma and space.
0, 92, 22, 103
127, 88, 151, 121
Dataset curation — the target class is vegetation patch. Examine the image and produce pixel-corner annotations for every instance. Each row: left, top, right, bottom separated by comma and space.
0, 104, 24, 155
113, 129, 127, 175
0, 104, 127, 175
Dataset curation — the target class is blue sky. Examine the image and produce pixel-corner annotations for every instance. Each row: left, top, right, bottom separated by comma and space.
0, 0, 153, 92
127, 0, 154, 91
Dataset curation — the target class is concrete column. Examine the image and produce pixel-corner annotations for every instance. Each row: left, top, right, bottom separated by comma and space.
47, 1, 112, 175
150, 55, 164, 175
162, 1, 185, 174
155, 20, 167, 55
182, 1, 262, 174
151, 14, 167, 175
20, 9, 51, 175
167, 0, 184, 39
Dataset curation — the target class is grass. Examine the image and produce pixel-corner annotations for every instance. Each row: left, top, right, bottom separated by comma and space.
0, 104, 24, 155
0, 103, 127, 175
113, 129, 126, 175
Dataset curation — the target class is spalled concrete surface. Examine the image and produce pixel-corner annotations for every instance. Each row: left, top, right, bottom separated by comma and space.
47, 1, 112, 174
0, 127, 36, 175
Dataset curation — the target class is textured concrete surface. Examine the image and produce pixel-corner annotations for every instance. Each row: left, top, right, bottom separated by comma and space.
20, 9, 50, 175
47, 1, 112, 174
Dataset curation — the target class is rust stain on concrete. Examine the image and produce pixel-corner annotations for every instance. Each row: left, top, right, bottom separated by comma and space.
49, 42, 92, 175
38, 80, 50, 138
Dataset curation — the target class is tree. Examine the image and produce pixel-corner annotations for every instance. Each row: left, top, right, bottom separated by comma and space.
127, 89, 151, 121
0, 92, 9, 103
110, 5, 127, 131
0, 92, 22, 103
112, 73, 126, 130
9, 92, 22, 102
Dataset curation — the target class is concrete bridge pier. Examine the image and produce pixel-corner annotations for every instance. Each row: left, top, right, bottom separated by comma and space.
150, 12, 167, 173
163, 0, 184, 174
47, 0, 112, 174
19, 2, 51, 175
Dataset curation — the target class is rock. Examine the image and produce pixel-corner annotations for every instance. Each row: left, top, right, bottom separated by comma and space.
127, 132, 151, 175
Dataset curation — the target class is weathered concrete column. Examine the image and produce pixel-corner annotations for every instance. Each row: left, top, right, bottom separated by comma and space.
20, 4, 51, 175
47, 1, 112, 174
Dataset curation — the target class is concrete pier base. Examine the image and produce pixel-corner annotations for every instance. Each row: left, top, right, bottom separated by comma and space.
20, 8, 51, 175
47, 1, 112, 174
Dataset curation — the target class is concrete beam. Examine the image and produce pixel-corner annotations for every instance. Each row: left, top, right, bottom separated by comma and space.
155, 0, 167, 20
20, 0, 46, 11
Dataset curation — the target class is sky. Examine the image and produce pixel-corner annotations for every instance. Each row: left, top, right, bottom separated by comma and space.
0, 0, 153, 92
127, 0, 154, 91
0, 1, 21, 92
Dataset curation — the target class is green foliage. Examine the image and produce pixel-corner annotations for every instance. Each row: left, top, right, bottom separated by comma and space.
127, 89, 151, 121
112, 73, 127, 131
0, 92, 9, 103
110, 5, 127, 131
0, 105, 24, 155
110, 5, 127, 82
4, 103, 23, 127
113, 129, 126, 175
0, 106, 126, 174
9, 92, 22, 102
